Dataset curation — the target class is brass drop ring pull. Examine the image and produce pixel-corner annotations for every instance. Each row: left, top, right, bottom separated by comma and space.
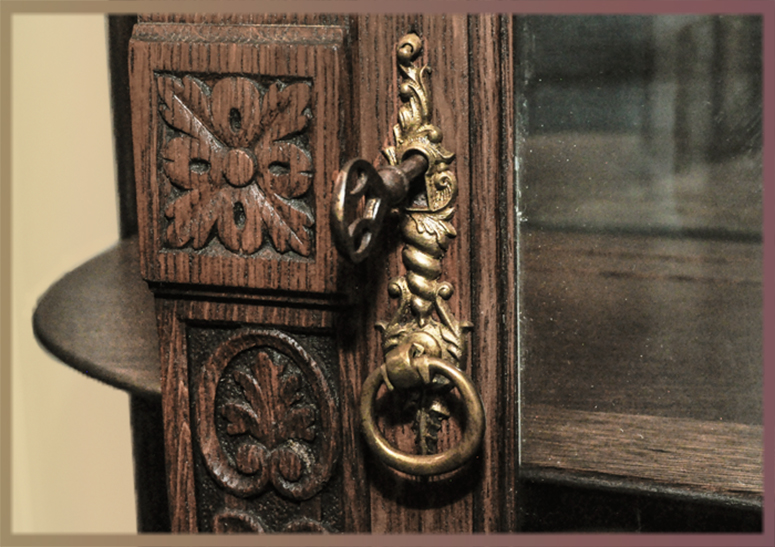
331, 33, 485, 476
360, 356, 485, 476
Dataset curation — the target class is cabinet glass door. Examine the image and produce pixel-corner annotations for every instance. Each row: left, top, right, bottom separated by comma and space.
518, 14, 763, 532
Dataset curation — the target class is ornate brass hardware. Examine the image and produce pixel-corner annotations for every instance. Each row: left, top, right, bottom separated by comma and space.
332, 154, 428, 263
332, 34, 485, 476
360, 357, 485, 476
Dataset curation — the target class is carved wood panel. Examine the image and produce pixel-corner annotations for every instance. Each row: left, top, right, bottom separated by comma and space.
191, 327, 341, 532
157, 299, 343, 533
158, 75, 315, 257
130, 23, 345, 293
132, 14, 519, 534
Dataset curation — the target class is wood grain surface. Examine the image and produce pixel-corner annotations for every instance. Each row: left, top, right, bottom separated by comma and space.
468, 14, 519, 532
522, 228, 762, 425
130, 16, 354, 532
130, 22, 346, 293
522, 404, 762, 501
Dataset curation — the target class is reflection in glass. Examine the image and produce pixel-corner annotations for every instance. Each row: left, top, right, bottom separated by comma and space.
520, 15, 762, 425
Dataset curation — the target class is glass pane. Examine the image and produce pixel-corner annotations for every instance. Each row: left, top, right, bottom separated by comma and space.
515, 27, 765, 532
518, 16, 764, 521
520, 15, 762, 426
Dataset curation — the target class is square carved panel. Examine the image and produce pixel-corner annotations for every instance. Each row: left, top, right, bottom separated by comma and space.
130, 24, 345, 293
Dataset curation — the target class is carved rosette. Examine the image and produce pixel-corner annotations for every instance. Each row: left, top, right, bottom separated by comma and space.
157, 75, 315, 256
195, 329, 339, 507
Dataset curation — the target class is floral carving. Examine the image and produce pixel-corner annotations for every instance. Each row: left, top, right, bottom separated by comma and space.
196, 330, 338, 502
157, 75, 314, 255
220, 350, 316, 478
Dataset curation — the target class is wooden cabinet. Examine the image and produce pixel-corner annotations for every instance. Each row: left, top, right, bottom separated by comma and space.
126, 13, 518, 533
33, 12, 764, 534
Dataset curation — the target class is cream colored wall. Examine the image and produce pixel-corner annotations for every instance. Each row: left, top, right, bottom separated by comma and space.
12, 14, 136, 533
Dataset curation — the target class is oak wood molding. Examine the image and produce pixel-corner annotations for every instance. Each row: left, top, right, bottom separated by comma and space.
521, 404, 763, 503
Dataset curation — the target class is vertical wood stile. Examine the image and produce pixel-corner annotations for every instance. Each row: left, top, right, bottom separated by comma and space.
468, 14, 519, 532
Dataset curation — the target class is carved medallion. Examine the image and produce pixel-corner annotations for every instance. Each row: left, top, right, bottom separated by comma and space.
157, 75, 314, 256
195, 329, 339, 502
131, 24, 344, 292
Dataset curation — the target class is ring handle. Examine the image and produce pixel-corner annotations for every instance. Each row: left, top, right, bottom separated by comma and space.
360, 357, 485, 476
333, 34, 485, 477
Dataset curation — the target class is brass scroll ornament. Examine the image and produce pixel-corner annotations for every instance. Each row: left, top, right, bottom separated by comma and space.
331, 34, 485, 476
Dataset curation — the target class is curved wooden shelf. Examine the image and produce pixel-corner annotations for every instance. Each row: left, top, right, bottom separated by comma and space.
521, 404, 762, 507
33, 237, 160, 400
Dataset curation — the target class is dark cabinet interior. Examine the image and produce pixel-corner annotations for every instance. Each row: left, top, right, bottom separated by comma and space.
518, 15, 762, 531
